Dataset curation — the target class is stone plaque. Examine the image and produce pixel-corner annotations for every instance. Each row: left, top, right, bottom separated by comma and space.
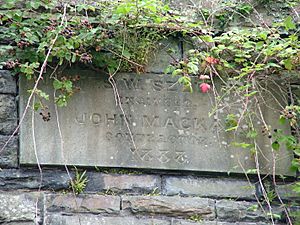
20, 69, 293, 175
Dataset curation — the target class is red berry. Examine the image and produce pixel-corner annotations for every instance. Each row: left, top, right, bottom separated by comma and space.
199, 83, 211, 93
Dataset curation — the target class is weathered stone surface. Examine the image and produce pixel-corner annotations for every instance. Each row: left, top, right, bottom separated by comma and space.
0, 136, 18, 168
172, 219, 217, 225
46, 194, 120, 214
217, 222, 270, 225
20, 70, 293, 175
276, 183, 299, 200
0, 95, 17, 119
86, 173, 161, 193
217, 223, 283, 225
0, 71, 16, 94
122, 195, 215, 219
45, 214, 170, 225
216, 200, 270, 222
163, 176, 255, 199
145, 37, 181, 73
0, 95, 17, 135
0, 119, 17, 135
1, 222, 36, 225
0, 169, 72, 190
0, 192, 41, 223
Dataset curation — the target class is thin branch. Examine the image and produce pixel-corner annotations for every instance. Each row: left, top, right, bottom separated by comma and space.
0, 4, 69, 154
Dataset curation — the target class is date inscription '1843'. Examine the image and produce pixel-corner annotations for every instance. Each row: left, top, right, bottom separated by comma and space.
19, 71, 293, 175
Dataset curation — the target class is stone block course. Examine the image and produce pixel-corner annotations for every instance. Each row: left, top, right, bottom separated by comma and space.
86, 173, 161, 194
0, 223, 36, 225
45, 214, 170, 225
0, 119, 17, 135
0, 192, 41, 223
46, 194, 120, 214
122, 195, 215, 219
172, 219, 217, 225
0, 95, 17, 119
215, 199, 281, 222
276, 183, 300, 201
0, 136, 18, 168
0, 169, 72, 190
0, 70, 17, 94
0, 94, 17, 135
163, 176, 255, 199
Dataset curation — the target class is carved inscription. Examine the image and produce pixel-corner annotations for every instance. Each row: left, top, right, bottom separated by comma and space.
20, 72, 293, 175
75, 113, 209, 131
130, 148, 189, 164
105, 132, 212, 145
70, 75, 217, 168
72, 77, 214, 167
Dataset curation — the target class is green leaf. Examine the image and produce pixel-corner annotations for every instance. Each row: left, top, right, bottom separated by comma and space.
115, 4, 132, 14
283, 58, 293, 70
201, 35, 214, 43
272, 141, 280, 151
225, 126, 238, 132
247, 130, 258, 138
246, 169, 257, 174
164, 65, 175, 74
122, 50, 131, 59
292, 182, 300, 194
291, 158, 300, 171
187, 62, 198, 74
29, 1, 41, 9
267, 213, 281, 220
71, 53, 77, 63
279, 116, 286, 125
244, 91, 258, 97
255, 41, 264, 50
258, 32, 268, 40
64, 80, 73, 92
33, 102, 42, 111
232, 142, 252, 149
172, 69, 183, 77
53, 80, 63, 90
284, 16, 296, 31
247, 205, 258, 212
267, 63, 281, 68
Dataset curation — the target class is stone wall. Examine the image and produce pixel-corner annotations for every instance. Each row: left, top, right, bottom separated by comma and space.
0, 0, 299, 224
0, 68, 298, 224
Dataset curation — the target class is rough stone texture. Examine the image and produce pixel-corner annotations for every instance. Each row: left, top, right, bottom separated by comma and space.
122, 196, 215, 219
163, 176, 255, 199
276, 183, 299, 201
0, 70, 17, 94
0, 192, 41, 223
219, 223, 281, 225
0, 2, 298, 223
46, 194, 120, 214
0, 136, 18, 168
172, 219, 217, 225
86, 173, 161, 193
0, 95, 17, 119
0, 169, 72, 190
0, 223, 36, 225
0, 119, 17, 135
0, 95, 17, 135
216, 200, 274, 222
217, 223, 283, 225
45, 214, 170, 225
145, 37, 181, 73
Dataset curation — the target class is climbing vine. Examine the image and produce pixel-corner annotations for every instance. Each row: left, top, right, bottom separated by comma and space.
0, 0, 300, 223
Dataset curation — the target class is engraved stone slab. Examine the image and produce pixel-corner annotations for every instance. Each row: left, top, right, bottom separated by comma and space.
19, 69, 293, 175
